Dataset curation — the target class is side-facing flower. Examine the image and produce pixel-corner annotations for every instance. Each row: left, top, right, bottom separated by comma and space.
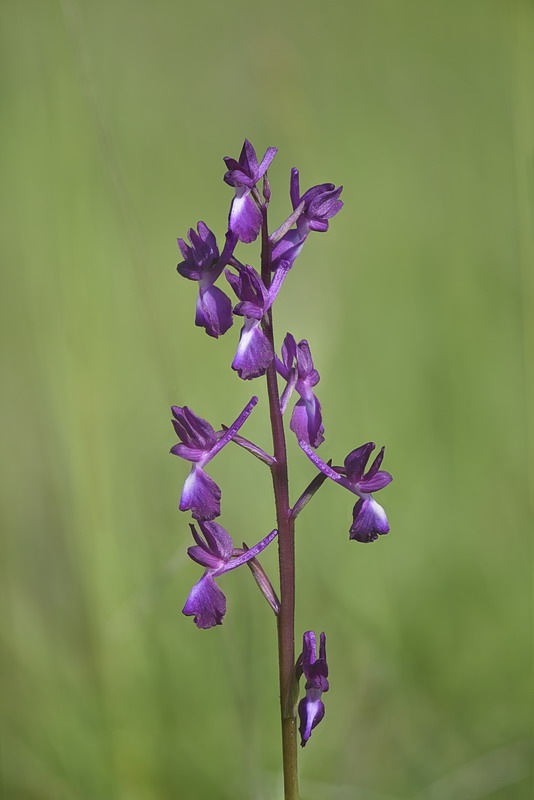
277, 333, 324, 448
290, 168, 343, 237
170, 397, 257, 520
223, 139, 277, 243
297, 631, 329, 747
299, 440, 392, 542
270, 168, 343, 272
226, 261, 291, 380
182, 520, 277, 629
177, 222, 236, 338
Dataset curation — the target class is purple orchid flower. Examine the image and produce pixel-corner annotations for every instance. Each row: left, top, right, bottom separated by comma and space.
277, 333, 324, 448
170, 397, 257, 520
182, 520, 278, 629
290, 168, 343, 236
177, 222, 237, 338
226, 261, 291, 380
297, 631, 329, 747
271, 169, 343, 272
223, 139, 277, 243
299, 440, 392, 542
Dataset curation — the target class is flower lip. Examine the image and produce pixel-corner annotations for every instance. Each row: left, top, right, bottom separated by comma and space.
350, 497, 390, 542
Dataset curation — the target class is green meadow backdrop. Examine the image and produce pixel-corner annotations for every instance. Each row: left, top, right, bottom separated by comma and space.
1, 1, 532, 798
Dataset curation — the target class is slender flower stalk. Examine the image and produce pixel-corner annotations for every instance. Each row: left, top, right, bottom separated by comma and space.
170, 139, 392, 800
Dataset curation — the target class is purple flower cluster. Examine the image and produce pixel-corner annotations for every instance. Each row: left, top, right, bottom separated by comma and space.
170, 396, 278, 627
175, 139, 344, 388
172, 138, 393, 751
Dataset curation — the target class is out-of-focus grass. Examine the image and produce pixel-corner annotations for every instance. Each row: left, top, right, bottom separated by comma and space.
1, 1, 532, 798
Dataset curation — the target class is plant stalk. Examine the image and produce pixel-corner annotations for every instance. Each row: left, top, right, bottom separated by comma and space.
260, 205, 299, 800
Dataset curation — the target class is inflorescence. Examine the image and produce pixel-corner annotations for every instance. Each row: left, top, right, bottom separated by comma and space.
171, 139, 393, 747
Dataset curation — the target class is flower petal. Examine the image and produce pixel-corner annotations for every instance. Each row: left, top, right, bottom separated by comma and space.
198, 520, 234, 561
186, 546, 222, 570
349, 497, 390, 543
169, 443, 206, 462
364, 445, 385, 478
196, 285, 233, 338
358, 470, 393, 492
295, 339, 314, 379
229, 189, 262, 243
232, 322, 274, 380
290, 396, 324, 449
182, 574, 226, 629
290, 168, 301, 209
281, 332, 297, 372
298, 693, 325, 747
256, 146, 278, 178
344, 442, 375, 482
179, 466, 221, 520
171, 406, 217, 451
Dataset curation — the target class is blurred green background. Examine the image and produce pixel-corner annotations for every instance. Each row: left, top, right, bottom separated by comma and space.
1, 1, 532, 798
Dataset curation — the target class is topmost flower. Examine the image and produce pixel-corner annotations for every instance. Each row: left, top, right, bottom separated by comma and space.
223, 139, 277, 243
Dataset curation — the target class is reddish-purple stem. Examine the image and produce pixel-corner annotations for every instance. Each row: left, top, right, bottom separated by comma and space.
260, 205, 299, 800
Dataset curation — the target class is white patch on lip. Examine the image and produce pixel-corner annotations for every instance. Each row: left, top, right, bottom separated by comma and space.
236, 323, 257, 359
230, 194, 247, 227
369, 497, 388, 529
180, 468, 196, 507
